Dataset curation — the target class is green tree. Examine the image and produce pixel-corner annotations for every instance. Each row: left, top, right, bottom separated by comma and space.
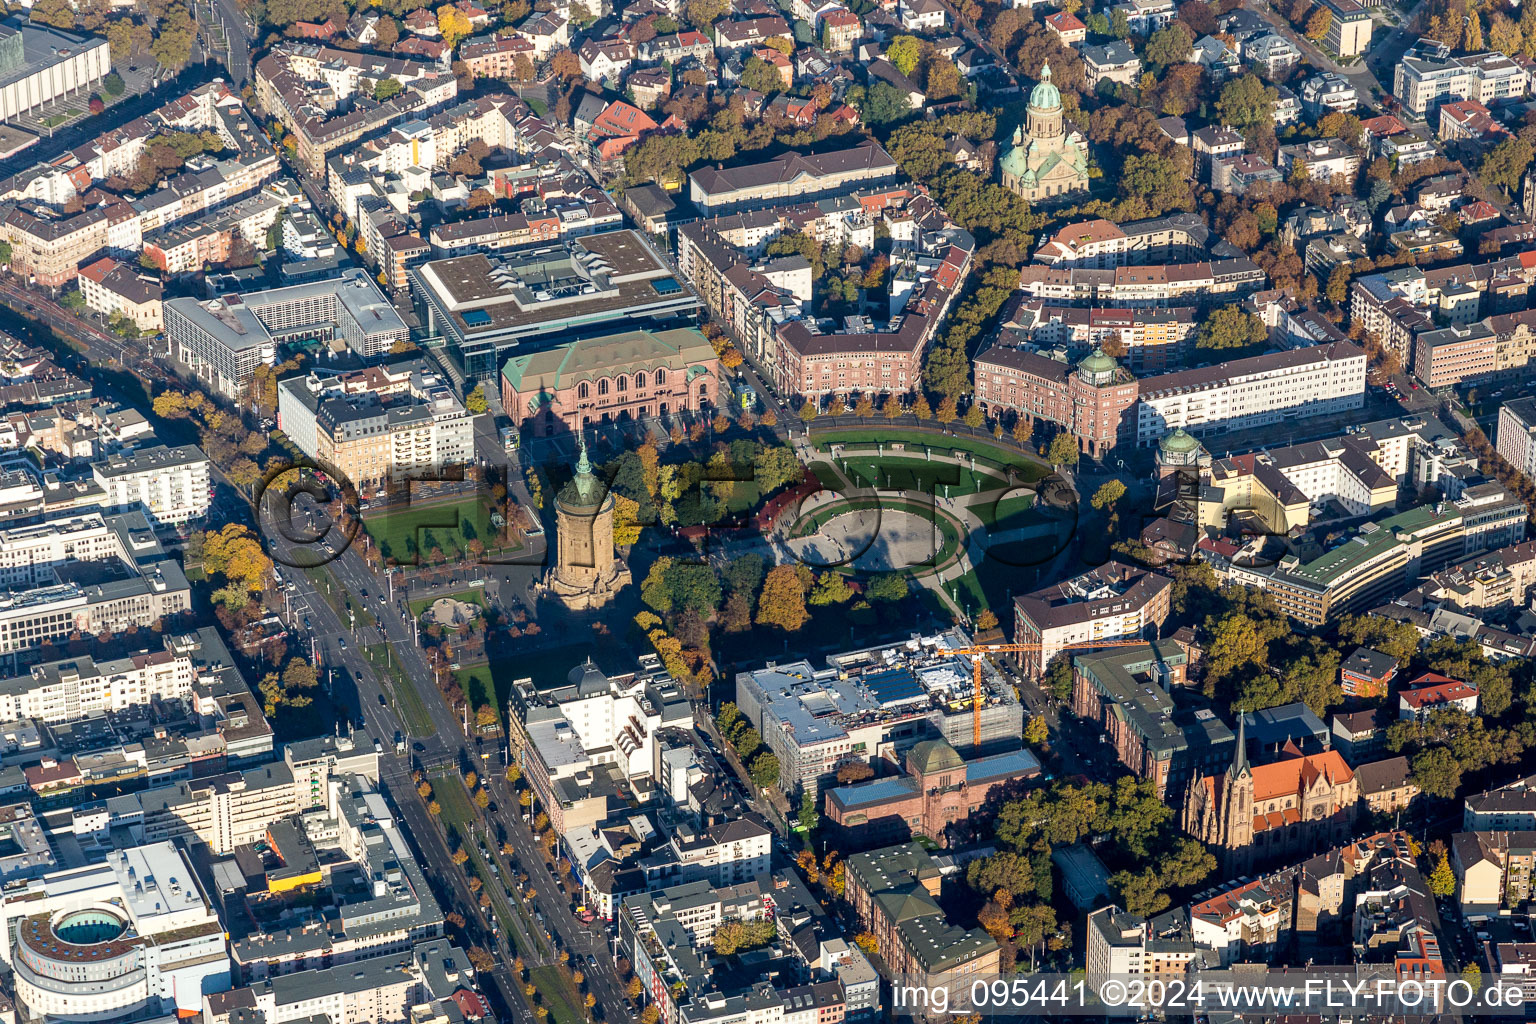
1216, 74, 1279, 131
1041, 654, 1073, 701
809, 572, 855, 606
1334, 614, 1419, 665
1145, 24, 1192, 68
374, 78, 404, 101
1411, 746, 1463, 799
1197, 305, 1267, 350
885, 35, 923, 76
1024, 715, 1048, 747
865, 574, 908, 603
858, 81, 913, 125
798, 790, 820, 833
1479, 137, 1533, 191
1427, 852, 1456, 896
464, 384, 488, 414
1045, 433, 1079, 467
1091, 480, 1127, 511
963, 404, 985, 429
749, 752, 781, 788
739, 56, 784, 95
1111, 868, 1170, 917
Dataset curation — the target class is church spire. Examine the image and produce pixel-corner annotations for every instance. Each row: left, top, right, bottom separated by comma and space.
1232, 712, 1251, 779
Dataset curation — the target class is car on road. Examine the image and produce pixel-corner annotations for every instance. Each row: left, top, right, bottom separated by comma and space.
378, 694, 387, 707
337, 637, 347, 649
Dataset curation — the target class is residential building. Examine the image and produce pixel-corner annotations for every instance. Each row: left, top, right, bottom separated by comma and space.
500, 328, 720, 436
1394, 48, 1529, 118
1398, 672, 1479, 720
1276, 137, 1363, 181
91, 444, 211, 526
1452, 830, 1536, 916
1465, 779, 1536, 830
1340, 646, 1398, 699
506, 658, 690, 835
1300, 72, 1358, 117
1044, 10, 1087, 43
1134, 341, 1366, 448
1189, 871, 1297, 965
76, 258, 164, 333
276, 361, 473, 491
1087, 905, 1200, 976
1083, 42, 1141, 87
1013, 560, 1172, 677
1, 200, 141, 289
688, 139, 898, 213
1072, 640, 1235, 800
1243, 32, 1300, 76
1356, 755, 1420, 819
1331, 709, 1393, 765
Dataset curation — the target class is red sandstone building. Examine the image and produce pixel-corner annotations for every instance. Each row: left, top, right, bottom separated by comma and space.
822, 739, 1041, 850
500, 327, 720, 435
972, 346, 1138, 456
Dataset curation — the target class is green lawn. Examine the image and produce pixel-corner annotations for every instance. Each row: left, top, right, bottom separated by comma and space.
428, 771, 479, 832
363, 643, 434, 737
973, 492, 1054, 533
410, 588, 488, 618
454, 666, 497, 721
812, 427, 1052, 481
835, 456, 1009, 494
362, 497, 497, 565
947, 568, 990, 615
529, 965, 585, 1024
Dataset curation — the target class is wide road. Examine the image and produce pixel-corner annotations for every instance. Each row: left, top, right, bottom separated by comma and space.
209, 0, 256, 87
267, 487, 628, 1014
261, 491, 540, 1022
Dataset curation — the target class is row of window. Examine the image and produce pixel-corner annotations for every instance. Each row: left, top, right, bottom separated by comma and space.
576, 369, 671, 399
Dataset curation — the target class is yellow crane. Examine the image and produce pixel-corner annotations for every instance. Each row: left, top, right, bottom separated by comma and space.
956, 639, 1155, 748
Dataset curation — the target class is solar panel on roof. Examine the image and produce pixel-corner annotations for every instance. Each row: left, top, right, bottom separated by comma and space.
865, 667, 923, 705
462, 310, 491, 326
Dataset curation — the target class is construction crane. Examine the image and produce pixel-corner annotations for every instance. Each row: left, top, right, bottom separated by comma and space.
956, 639, 1154, 748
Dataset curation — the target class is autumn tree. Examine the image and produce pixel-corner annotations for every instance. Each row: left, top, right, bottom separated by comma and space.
757, 565, 810, 631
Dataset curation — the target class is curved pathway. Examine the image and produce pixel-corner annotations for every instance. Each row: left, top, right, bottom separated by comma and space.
805, 442, 1081, 621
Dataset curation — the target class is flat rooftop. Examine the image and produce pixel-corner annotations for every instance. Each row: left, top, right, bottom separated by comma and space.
414, 229, 700, 352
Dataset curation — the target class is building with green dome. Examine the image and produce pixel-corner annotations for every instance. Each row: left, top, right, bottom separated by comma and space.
999, 63, 1089, 203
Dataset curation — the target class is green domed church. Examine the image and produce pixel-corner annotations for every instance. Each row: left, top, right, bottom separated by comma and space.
1000, 63, 1089, 203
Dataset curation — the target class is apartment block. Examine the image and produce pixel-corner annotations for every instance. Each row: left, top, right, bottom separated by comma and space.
1012, 560, 1172, 676
276, 360, 472, 490
92, 444, 211, 526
